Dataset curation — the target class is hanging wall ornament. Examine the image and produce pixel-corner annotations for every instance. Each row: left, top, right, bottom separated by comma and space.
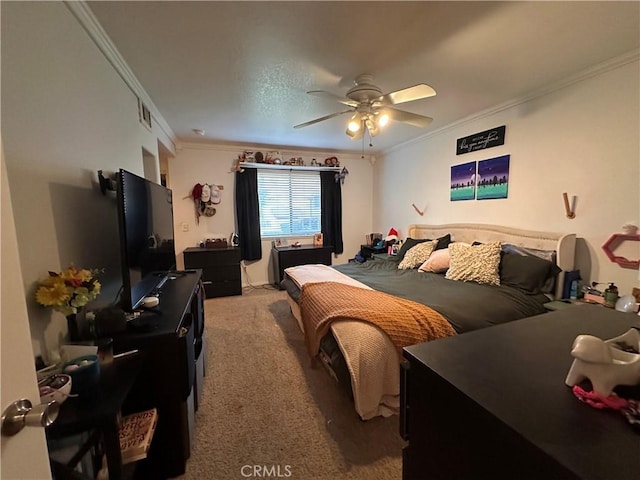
335, 167, 349, 184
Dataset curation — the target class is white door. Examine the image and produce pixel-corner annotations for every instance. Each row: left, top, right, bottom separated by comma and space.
1, 140, 52, 478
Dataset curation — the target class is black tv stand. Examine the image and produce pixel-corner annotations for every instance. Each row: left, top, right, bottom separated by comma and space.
108, 270, 205, 478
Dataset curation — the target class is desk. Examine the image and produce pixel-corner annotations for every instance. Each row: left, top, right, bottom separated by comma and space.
402, 305, 640, 480
46, 353, 144, 480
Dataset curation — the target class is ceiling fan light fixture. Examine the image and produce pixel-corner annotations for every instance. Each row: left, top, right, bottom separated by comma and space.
347, 119, 361, 132
364, 117, 375, 131
378, 113, 389, 127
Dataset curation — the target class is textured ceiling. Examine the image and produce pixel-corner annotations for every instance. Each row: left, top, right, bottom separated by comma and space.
87, 1, 640, 155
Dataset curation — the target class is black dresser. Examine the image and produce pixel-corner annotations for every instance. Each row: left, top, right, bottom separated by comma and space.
271, 244, 333, 288
401, 305, 640, 480
183, 247, 241, 298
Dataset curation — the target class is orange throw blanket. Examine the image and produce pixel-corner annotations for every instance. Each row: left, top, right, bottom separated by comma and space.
299, 281, 456, 360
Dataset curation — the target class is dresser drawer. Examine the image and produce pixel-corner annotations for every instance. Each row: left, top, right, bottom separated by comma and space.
202, 265, 241, 282
184, 248, 240, 267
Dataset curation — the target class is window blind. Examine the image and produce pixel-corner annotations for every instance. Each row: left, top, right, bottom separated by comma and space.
257, 169, 321, 237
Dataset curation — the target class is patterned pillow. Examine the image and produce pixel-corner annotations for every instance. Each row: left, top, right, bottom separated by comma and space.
398, 240, 438, 270
445, 242, 502, 285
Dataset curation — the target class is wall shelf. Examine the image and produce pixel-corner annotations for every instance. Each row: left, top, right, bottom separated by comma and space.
602, 233, 640, 269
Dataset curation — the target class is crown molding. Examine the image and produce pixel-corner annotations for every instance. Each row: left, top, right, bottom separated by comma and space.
384, 49, 640, 156
64, 1, 177, 151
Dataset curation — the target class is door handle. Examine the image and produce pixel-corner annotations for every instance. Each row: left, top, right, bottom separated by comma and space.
1, 399, 60, 437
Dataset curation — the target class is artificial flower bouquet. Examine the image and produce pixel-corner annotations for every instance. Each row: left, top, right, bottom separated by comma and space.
35, 266, 101, 316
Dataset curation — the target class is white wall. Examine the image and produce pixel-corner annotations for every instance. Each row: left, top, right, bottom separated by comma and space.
374, 57, 640, 295
1, 2, 175, 361
169, 145, 374, 286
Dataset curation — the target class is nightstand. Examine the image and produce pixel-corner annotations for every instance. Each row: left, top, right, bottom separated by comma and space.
359, 244, 386, 259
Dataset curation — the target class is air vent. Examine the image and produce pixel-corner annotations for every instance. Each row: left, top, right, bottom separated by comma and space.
137, 98, 152, 130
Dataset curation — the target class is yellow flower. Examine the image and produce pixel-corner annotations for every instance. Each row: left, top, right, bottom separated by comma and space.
35, 279, 71, 307
60, 267, 92, 287
35, 265, 102, 315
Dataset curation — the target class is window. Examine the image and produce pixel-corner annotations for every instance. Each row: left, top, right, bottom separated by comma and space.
257, 169, 321, 237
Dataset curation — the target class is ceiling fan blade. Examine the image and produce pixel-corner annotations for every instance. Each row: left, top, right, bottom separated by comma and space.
384, 107, 433, 128
294, 109, 353, 129
378, 84, 436, 105
307, 90, 358, 107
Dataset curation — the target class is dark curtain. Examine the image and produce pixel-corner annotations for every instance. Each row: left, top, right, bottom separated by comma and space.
320, 171, 344, 254
235, 169, 262, 261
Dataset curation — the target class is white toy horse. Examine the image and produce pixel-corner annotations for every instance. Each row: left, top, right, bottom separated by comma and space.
565, 328, 640, 396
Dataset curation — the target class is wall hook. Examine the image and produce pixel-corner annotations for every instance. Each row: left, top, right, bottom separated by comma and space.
562, 192, 576, 219
412, 203, 425, 216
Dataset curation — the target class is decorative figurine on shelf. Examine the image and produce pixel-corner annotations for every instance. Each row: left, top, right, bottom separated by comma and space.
231, 155, 245, 173
324, 156, 339, 167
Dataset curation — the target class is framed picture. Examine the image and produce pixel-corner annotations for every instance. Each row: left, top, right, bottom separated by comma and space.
450, 161, 477, 201
313, 233, 324, 247
389, 244, 400, 256
476, 155, 510, 200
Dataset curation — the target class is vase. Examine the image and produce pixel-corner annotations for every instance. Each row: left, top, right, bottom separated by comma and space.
67, 313, 80, 342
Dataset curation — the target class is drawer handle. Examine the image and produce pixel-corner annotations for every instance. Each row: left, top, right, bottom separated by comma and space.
202, 281, 213, 285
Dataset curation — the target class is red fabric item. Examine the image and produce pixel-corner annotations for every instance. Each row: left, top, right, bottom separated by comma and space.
387, 228, 398, 237
572, 385, 629, 410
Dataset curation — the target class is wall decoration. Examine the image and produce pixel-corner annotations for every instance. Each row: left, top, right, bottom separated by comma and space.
450, 161, 477, 201
476, 155, 510, 200
456, 125, 506, 155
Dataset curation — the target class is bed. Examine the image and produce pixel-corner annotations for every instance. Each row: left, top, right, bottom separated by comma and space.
282, 223, 576, 420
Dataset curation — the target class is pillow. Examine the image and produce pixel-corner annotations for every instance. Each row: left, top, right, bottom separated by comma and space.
397, 234, 451, 261
398, 240, 438, 269
502, 244, 556, 263
500, 251, 562, 294
396, 237, 430, 261
501, 244, 558, 293
445, 242, 502, 285
434, 233, 452, 251
418, 248, 450, 273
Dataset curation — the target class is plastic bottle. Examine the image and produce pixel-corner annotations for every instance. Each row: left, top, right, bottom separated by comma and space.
569, 280, 579, 300
604, 283, 619, 308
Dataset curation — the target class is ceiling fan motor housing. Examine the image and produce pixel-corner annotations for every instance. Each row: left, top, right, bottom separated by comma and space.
346, 74, 383, 103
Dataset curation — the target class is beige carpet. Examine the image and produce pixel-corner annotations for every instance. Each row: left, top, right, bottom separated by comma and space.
180, 287, 404, 480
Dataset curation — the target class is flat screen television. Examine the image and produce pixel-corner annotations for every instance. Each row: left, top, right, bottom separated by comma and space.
117, 168, 176, 312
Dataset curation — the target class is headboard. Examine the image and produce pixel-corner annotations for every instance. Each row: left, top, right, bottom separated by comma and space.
406, 223, 576, 300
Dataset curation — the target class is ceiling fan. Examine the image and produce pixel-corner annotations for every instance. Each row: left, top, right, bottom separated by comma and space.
294, 73, 436, 139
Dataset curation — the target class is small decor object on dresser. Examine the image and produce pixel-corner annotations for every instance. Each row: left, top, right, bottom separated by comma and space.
565, 329, 640, 396
313, 233, 324, 247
